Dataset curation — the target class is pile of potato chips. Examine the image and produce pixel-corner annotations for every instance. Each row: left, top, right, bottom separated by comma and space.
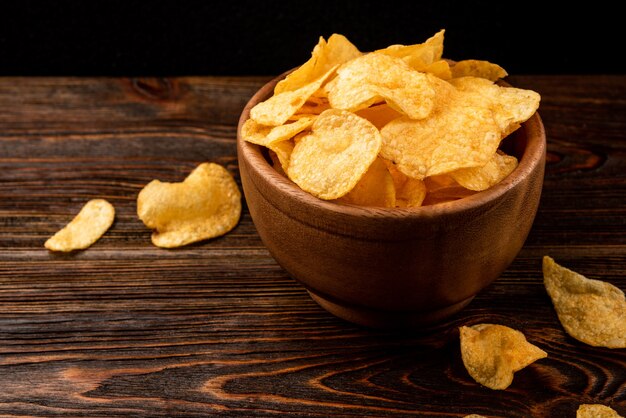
242, 30, 540, 207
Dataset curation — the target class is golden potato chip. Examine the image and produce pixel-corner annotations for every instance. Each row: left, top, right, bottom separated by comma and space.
268, 150, 286, 177
377, 29, 445, 70
137, 163, 241, 248
45, 199, 115, 252
288, 109, 382, 200
450, 76, 540, 137
355, 104, 402, 130
250, 66, 336, 126
422, 59, 452, 80
380, 105, 500, 179
543, 256, 626, 348
274, 34, 361, 94
241, 117, 314, 146
424, 175, 478, 204
460, 324, 547, 390
451, 151, 518, 191
395, 177, 427, 208
268, 139, 295, 174
325, 53, 436, 119
577, 404, 623, 418
451, 59, 508, 81
339, 158, 395, 207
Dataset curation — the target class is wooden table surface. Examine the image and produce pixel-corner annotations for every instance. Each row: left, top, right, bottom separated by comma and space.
0, 75, 624, 417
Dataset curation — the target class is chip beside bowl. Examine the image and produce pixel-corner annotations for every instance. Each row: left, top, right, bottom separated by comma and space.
237, 71, 546, 328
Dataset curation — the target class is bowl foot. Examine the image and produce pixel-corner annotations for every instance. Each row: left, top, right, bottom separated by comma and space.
307, 291, 474, 329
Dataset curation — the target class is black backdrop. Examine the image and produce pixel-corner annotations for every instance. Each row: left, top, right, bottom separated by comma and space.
1, 1, 622, 76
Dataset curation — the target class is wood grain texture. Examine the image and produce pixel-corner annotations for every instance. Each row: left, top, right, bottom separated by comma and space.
0, 75, 625, 417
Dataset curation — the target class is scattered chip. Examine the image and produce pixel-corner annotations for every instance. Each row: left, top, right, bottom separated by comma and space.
288, 109, 382, 200
451, 151, 518, 191
543, 256, 626, 348
45, 199, 115, 252
275, 34, 361, 94
339, 157, 395, 207
459, 323, 547, 390
250, 66, 336, 126
577, 404, 623, 418
452, 59, 508, 81
137, 163, 241, 248
326, 53, 436, 119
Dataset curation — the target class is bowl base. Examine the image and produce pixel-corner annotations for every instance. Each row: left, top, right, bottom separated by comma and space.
307, 291, 474, 329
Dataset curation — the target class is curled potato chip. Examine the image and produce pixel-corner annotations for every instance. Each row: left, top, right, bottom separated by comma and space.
250, 66, 336, 126
241, 117, 314, 146
450, 76, 540, 137
451, 151, 518, 191
45, 199, 115, 252
338, 158, 395, 207
377, 29, 445, 69
396, 177, 427, 208
275, 34, 361, 94
452, 59, 508, 81
326, 53, 436, 119
288, 109, 382, 200
460, 324, 547, 390
268, 139, 295, 174
137, 163, 241, 248
577, 404, 623, 418
422, 175, 476, 205
381, 104, 500, 179
543, 256, 626, 348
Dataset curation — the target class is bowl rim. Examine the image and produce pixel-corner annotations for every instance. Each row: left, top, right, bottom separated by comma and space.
237, 70, 546, 221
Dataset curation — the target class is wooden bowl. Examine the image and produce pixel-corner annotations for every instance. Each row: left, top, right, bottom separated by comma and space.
237, 74, 546, 328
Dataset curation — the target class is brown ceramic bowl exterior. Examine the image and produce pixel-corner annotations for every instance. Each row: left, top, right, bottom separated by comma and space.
237, 74, 546, 328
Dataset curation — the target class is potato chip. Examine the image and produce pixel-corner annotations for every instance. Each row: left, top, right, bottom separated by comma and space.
422, 175, 477, 206
274, 34, 361, 94
460, 324, 547, 390
464, 415, 487, 418
577, 404, 623, 418
137, 163, 241, 248
288, 109, 382, 200
268, 139, 295, 174
381, 76, 538, 179
325, 53, 436, 119
380, 104, 500, 179
452, 59, 508, 81
543, 256, 626, 348
377, 29, 445, 69
450, 77, 540, 137
451, 151, 518, 191
250, 66, 336, 126
45, 199, 115, 252
241, 117, 314, 146
355, 104, 402, 130
338, 157, 395, 207
395, 177, 427, 208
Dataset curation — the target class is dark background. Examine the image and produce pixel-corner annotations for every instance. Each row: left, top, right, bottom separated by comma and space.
1, 1, 622, 76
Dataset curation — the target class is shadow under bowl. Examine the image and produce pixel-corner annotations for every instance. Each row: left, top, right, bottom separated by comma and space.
237, 73, 546, 329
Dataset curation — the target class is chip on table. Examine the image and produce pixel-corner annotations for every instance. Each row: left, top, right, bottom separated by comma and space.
137, 162, 241, 248
543, 256, 626, 349
459, 323, 547, 390
45, 199, 115, 252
